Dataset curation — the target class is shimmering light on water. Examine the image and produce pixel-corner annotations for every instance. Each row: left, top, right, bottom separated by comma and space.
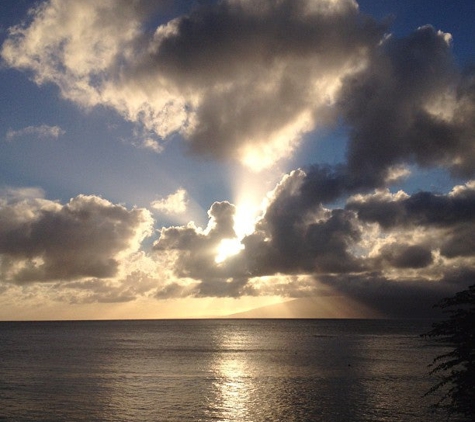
0, 319, 451, 421
211, 357, 251, 420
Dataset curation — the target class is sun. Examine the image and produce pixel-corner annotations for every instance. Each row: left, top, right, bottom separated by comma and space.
215, 238, 244, 264
213, 164, 271, 264
214, 201, 261, 264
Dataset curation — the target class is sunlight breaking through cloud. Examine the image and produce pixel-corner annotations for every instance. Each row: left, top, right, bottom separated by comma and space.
1, 0, 475, 319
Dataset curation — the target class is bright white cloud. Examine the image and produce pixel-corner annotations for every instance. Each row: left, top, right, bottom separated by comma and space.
150, 188, 188, 214
1, 0, 146, 106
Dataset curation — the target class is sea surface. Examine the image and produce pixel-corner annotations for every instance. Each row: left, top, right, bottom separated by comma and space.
0, 319, 453, 421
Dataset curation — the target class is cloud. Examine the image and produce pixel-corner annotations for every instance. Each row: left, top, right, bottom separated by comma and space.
1, 0, 385, 169
1, 0, 150, 104
150, 181, 347, 294
0, 191, 153, 283
153, 201, 243, 278
316, 273, 458, 319
2, 1, 475, 317
154, 0, 384, 168
240, 168, 364, 275
150, 188, 188, 214
148, 173, 475, 309
377, 243, 433, 269
56, 271, 162, 304
3, 2, 475, 174
6, 124, 65, 141
346, 182, 475, 232
339, 25, 475, 185
1, 176, 473, 316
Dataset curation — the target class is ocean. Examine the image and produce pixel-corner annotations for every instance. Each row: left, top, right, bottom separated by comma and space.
0, 319, 453, 421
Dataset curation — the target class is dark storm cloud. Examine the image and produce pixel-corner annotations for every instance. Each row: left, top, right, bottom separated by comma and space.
147, 0, 384, 161
377, 244, 433, 269
0, 194, 152, 283
439, 226, 475, 258
153, 174, 475, 307
154, 0, 369, 84
242, 169, 363, 275
242, 174, 475, 280
317, 273, 458, 319
338, 266, 475, 318
339, 25, 475, 185
346, 184, 475, 264
347, 183, 475, 229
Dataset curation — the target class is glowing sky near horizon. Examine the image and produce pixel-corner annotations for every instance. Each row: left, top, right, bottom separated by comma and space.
0, 0, 475, 320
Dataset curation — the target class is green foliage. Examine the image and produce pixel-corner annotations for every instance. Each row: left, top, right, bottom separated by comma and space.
423, 285, 475, 420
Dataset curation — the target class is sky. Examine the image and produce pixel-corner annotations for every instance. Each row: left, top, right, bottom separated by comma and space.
1, 0, 475, 320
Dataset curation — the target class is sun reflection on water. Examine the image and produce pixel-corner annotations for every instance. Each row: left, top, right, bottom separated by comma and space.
210, 356, 253, 421
215, 359, 250, 420
206, 331, 256, 421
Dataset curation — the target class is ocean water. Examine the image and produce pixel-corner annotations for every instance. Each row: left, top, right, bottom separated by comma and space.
0, 319, 451, 421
